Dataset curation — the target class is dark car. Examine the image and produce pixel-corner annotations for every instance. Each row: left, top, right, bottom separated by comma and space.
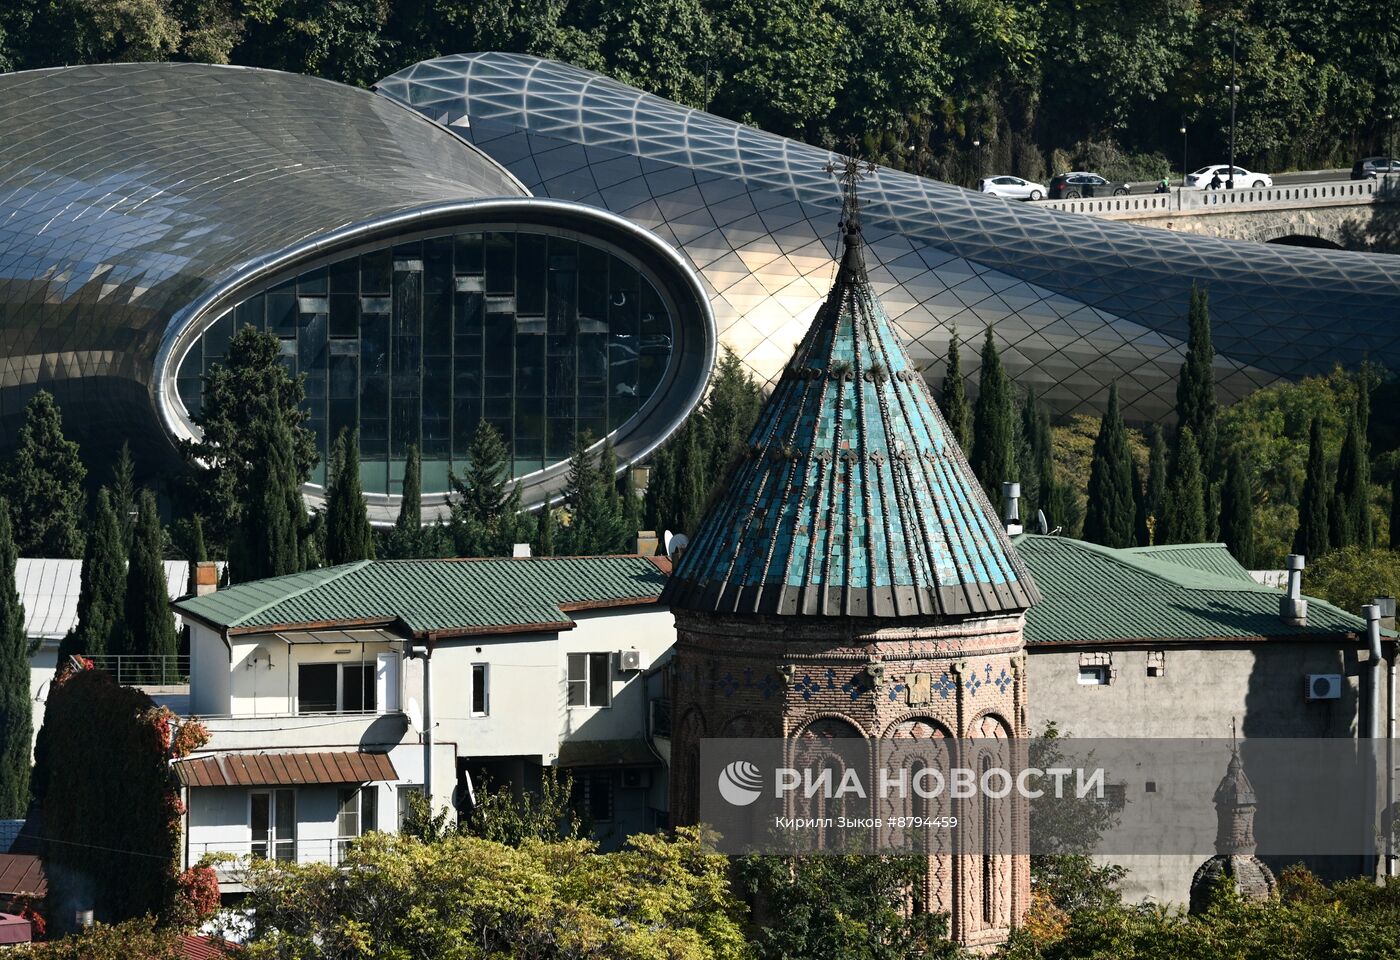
1047, 172, 1131, 199
1352, 157, 1400, 179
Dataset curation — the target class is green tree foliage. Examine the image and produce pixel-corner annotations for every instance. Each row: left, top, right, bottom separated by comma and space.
324, 429, 374, 565
119, 491, 178, 671
111, 441, 136, 550
1329, 396, 1373, 551
179, 514, 208, 597
704, 348, 763, 479
1082, 384, 1135, 548
561, 433, 628, 555
734, 854, 961, 960
971, 328, 1017, 500
533, 502, 556, 557
460, 769, 582, 846
9, 916, 191, 959
396, 441, 422, 533
449, 420, 532, 557
1294, 417, 1331, 560
1162, 425, 1205, 544
381, 442, 444, 559
673, 417, 709, 535
1220, 447, 1257, 568
1175, 286, 1218, 534
61, 489, 126, 660
230, 406, 305, 582
234, 827, 750, 960
4, 391, 86, 558
1303, 546, 1400, 614
1021, 389, 1070, 532
0, 504, 29, 817
1392, 472, 1400, 550
35, 669, 198, 931
642, 443, 676, 535
1137, 424, 1168, 546
182, 325, 316, 552
939, 331, 972, 452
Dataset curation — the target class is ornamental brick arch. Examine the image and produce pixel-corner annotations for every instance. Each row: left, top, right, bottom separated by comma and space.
671, 707, 706, 827
960, 710, 1019, 947
880, 716, 956, 915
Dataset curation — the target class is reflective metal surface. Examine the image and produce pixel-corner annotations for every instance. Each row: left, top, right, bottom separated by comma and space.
378, 53, 1400, 422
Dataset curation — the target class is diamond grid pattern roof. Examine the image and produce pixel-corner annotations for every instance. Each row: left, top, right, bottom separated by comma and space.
378, 53, 1400, 423
0, 61, 524, 453
661, 223, 1038, 618
174, 555, 669, 635
1014, 535, 1371, 645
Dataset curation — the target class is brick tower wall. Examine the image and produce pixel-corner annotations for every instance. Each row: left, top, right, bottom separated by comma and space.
669, 609, 1031, 949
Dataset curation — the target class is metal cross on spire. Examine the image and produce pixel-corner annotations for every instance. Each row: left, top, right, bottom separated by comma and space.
823, 139, 877, 231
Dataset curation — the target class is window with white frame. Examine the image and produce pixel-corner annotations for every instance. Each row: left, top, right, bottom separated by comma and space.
298, 662, 377, 714
1078, 664, 1110, 685
336, 786, 377, 860
397, 785, 423, 831
250, 788, 296, 861
471, 663, 489, 716
567, 653, 612, 707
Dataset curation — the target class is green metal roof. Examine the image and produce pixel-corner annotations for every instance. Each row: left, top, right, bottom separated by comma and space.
1014, 535, 1372, 645
1122, 542, 1256, 583
173, 556, 669, 636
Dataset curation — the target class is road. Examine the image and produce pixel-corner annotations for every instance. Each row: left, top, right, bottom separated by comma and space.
1118, 167, 1351, 195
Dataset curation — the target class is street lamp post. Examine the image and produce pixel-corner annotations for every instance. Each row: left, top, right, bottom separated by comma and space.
1225, 22, 1239, 190
972, 138, 982, 186
1180, 124, 1188, 187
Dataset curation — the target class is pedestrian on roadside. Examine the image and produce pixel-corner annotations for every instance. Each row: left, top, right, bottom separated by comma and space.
1208, 171, 1222, 190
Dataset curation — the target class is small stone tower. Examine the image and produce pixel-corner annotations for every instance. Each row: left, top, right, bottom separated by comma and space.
661, 158, 1040, 949
1189, 738, 1277, 912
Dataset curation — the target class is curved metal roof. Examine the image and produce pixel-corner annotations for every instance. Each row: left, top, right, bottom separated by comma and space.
0, 61, 524, 457
662, 222, 1037, 619
377, 53, 1400, 422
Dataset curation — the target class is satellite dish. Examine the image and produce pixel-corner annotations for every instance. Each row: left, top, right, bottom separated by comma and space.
664, 531, 689, 559
33, 680, 49, 704
1035, 509, 1049, 535
406, 697, 423, 734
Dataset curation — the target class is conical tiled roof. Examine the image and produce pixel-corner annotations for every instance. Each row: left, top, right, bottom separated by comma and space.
662, 216, 1039, 618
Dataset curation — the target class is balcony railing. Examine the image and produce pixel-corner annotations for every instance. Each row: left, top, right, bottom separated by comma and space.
188, 837, 364, 869
86, 654, 190, 686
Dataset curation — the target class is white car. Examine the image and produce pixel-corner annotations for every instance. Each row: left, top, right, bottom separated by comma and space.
978, 175, 1047, 201
1184, 165, 1273, 189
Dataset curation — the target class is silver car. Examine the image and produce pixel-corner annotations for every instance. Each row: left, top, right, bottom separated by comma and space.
978, 175, 1047, 201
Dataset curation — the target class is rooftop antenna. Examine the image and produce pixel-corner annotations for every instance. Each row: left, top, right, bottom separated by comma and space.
823, 138, 878, 233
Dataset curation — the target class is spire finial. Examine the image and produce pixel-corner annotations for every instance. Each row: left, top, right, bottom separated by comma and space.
824, 138, 877, 274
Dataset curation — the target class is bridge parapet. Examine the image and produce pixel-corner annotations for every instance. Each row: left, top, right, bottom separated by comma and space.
1039, 178, 1396, 219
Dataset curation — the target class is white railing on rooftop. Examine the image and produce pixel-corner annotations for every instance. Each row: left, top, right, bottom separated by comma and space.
1038, 177, 1396, 216
86, 654, 190, 686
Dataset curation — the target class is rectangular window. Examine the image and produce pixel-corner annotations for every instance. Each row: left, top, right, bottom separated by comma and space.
298, 662, 379, 714
336, 787, 377, 861
1078, 665, 1109, 686
568, 653, 612, 708
396, 785, 423, 831
571, 775, 614, 823
471, 663, 489, 716
251, 789, 295, 861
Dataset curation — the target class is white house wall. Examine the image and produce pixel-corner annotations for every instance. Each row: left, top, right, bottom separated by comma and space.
429, 630, 561, 763
558, 608, 674, 748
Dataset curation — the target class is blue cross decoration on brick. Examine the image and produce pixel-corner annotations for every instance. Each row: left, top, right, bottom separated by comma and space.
993, 668, 1013, 694
964, 672, 983, 695
840, 672, 869, 701
933, 672, 957, 699
825, 667, 837, 689
757, 673, 779, 700
742, 666, 754, 688
795, 674, 821, 701
888, 682, 907, 702
718, 671, 741, 697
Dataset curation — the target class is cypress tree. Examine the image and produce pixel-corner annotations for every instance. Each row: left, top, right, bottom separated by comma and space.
4, 391, 86, 558
643, 445, 677, 534
1330, 408, 1366, 550
183, 514, 207, 597
1082, 384, 1136, 547
971, 328, 1017, 500
599, 436, 622, 518
1175, 286, 1218, 534
622, 462, 643, 537
325, 429, 374, 565
1162, 426, 1206, 544
939, 331, 972, 452
562, 433, 625, 555
396, 443, 422, 534
1137, 425, 1168, 546
111, 442, 136, 550
60, 489, 125, 660
1355, 375, 1374, 548
704, 347, 763, 479
232, 408, 303, 582
674, 418, 708, 534
1220, 447, 1257, 567
120, 491, 178, 678
1293, 417, 1330, 559
0, 503, 28, 817
534, 503, 556, 557
450, 421, 515, 556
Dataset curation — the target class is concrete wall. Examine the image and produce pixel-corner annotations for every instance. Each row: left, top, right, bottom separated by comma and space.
1026, 641, 1393, 905
27, 645, 56, 760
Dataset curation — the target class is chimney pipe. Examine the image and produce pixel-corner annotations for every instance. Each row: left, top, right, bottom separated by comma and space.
1279, 554, 1307, 625
1001, 482, 1023, 536
1363, 603, 1383, 880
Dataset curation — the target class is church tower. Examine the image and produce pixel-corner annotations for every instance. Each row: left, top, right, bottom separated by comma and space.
661, 158, 1040, 949
1189, 736, 1278, 912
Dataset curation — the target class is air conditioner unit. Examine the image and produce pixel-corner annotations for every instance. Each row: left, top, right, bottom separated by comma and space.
619, 649, 643, 672
1305, 674, 1342, 701
621, 769, 652, 790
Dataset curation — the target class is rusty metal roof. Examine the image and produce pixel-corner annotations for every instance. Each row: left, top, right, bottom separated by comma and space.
0, 854, 45, 898
174, 750, 397, 787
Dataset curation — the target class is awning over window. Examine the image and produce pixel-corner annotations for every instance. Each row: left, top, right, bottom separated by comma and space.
273, 628, 405, 645
175, 750, 397, 787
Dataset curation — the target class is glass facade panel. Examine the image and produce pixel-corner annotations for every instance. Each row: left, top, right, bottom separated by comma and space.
183, 229, 674, 494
